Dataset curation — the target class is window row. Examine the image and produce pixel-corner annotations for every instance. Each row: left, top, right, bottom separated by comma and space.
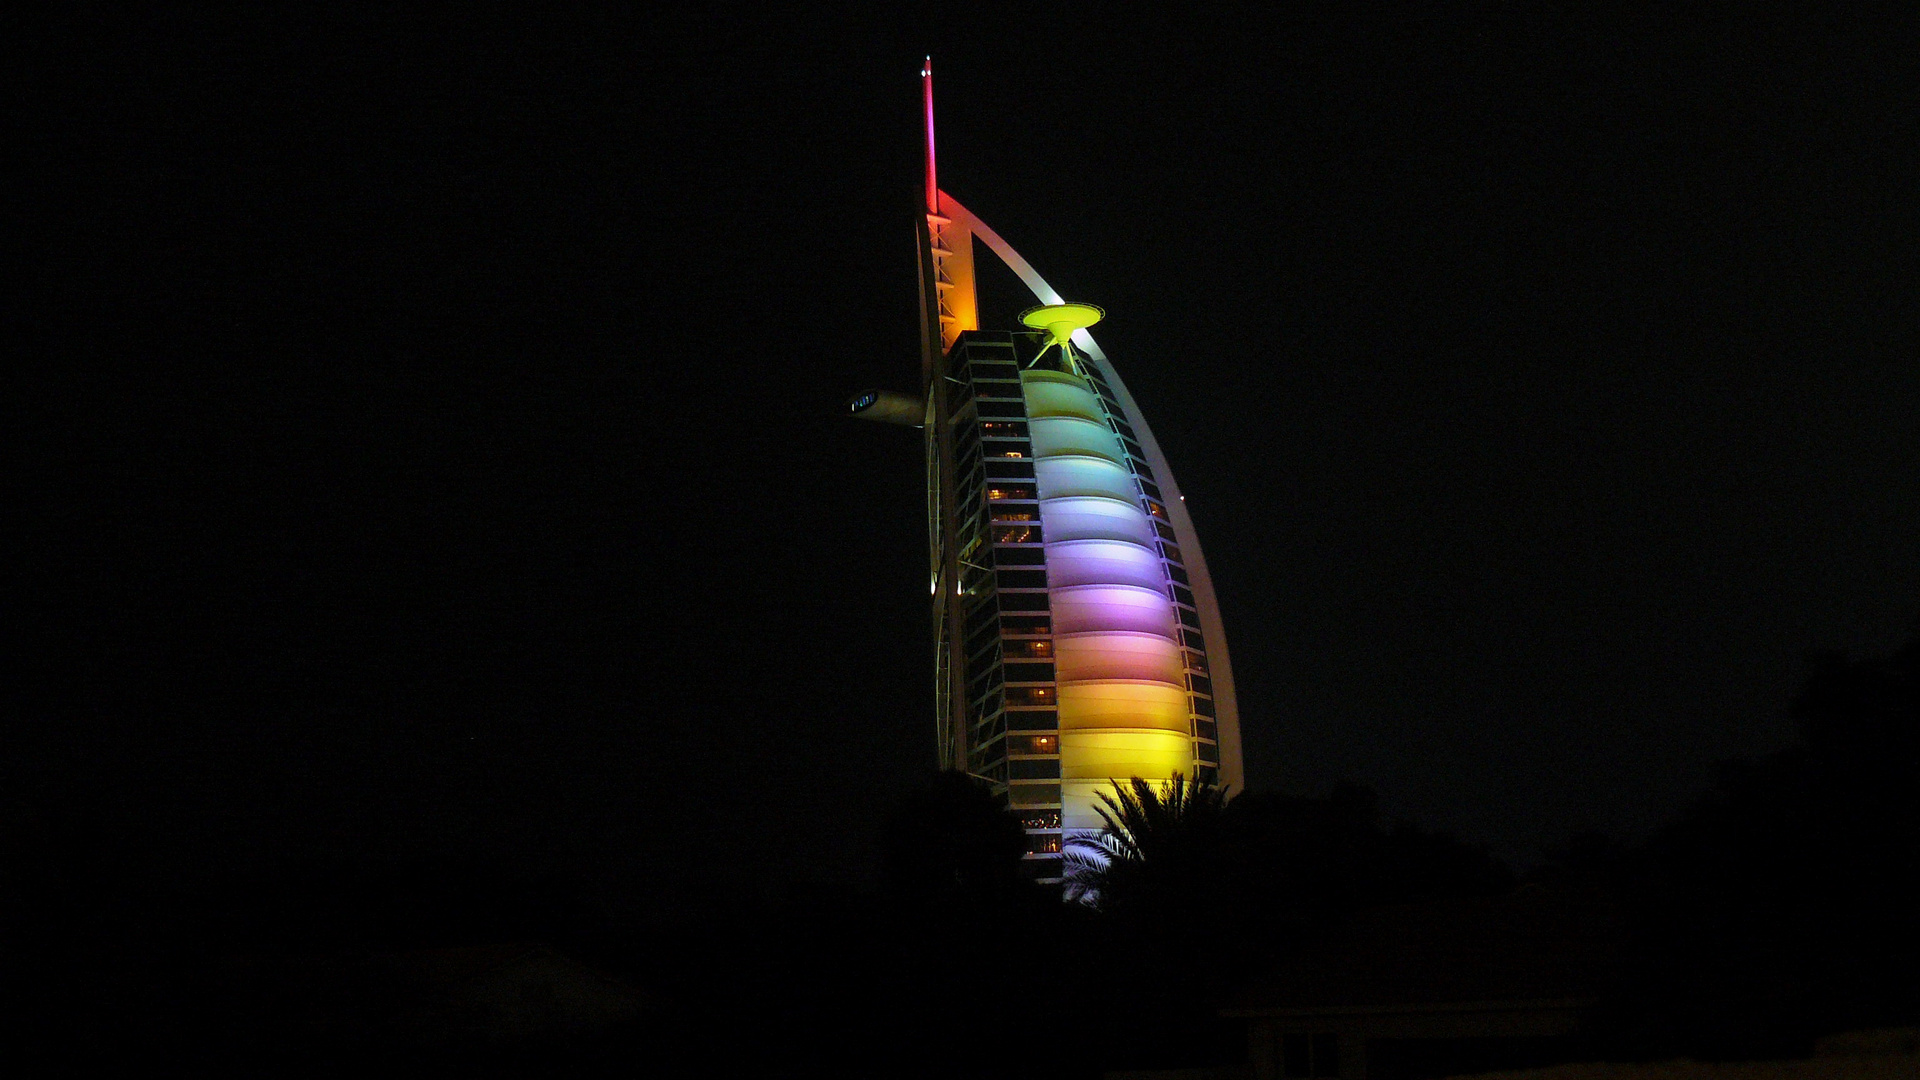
994, 546, 1045, 567
1005, 686, 1054, 707
1004, 661, 1055, 684
1007, 733, 1058, 756
994, 523, 1042, 544
1020, 810, 1062, 830
997, 568, 1047, 590
1022, 833, 1063, 855
999, 593, 1049, 613
1005, 638, 1053, 659
1008, 783, 1061, 808
1001, 614, 1051, 636
1006, 708, 1058, 731
960, 355, 1017, 381
966, 601, 1048, 651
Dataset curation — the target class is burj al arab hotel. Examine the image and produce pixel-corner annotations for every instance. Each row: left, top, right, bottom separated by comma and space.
851, 62, 1243, 882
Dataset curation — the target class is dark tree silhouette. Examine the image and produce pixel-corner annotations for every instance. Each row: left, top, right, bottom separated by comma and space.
1618, 633, 1920, 1057
877, 770, 1029, 905
1065, 772, 1233, 912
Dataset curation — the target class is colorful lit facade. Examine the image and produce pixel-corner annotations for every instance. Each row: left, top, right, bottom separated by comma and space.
851, 62, 1243, 881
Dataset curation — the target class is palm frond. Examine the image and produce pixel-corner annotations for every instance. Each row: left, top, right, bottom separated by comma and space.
1062, 772, 1233, 909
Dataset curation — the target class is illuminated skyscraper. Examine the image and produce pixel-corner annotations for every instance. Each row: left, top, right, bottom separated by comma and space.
852, 62, 1243, 881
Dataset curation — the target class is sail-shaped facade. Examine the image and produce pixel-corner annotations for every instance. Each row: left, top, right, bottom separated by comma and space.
852, 62, 1242, 881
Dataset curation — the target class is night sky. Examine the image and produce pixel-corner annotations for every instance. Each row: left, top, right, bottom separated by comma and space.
16, 5, 1917, 894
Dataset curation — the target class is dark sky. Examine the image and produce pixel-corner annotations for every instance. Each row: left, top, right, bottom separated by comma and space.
15, 5, 1917, 889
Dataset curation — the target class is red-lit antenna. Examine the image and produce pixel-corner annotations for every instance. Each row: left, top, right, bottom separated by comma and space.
917, 57, 975, 352
922, 56, 937, 215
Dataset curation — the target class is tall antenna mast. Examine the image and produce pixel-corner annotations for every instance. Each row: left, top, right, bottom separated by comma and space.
922, 57, 938, 216
919, 59, 976, 355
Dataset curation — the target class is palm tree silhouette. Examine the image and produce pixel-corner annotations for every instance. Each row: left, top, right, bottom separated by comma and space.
1064, 772, 1232, 909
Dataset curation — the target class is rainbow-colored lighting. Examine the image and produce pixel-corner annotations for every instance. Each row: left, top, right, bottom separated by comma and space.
1023, 368, 1196, 830
901, 58, 1242, 869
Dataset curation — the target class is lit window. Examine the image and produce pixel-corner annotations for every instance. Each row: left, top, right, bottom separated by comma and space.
1023, 833, 1063, 854
1012, 734, 1057, 755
